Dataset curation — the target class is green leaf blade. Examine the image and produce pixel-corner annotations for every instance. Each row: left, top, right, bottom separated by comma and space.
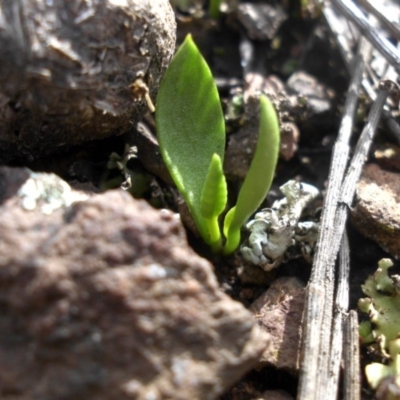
223, 95, 280, 254
200, 153, 227, 219
199, 153, 227, 249
155, 35, 225, 241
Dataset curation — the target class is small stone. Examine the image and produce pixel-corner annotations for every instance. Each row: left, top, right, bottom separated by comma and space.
286, 71, 332, 116
250, 277, 305, 374
0, 168, 269, 400
374, 145, 400, 171
351, 163, 400, 259
237, 3, 288, 41
280, 122, 300, 162
0, 0, 176, 162
253, 390, 295, 400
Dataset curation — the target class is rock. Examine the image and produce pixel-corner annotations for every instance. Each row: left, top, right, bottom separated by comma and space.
253, 390, 294, 400
250, 277, 305, 374
375, 375, 400, 400
223, 381, 293, 400
351, 163, 400, 259
237, 261, 276, 287
224, 95, 296, 181
224, 76, 303, 181
237, 3, 288, 41
286, 71, 332, 116
224, 96, 263, 180
0, 0, 176, 163
0, 167, 269, 400
374, 145, 400, 172
280, 122, 299, 162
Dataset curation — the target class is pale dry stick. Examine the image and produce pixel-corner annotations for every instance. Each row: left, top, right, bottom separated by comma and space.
330, 0, 400, 75
297, 38, 369, 400
332, 81, 393, 256
301, 39, 370, 399
325, 230, 350, 400
323, 3, 400, 143
323, 5, 375, 100
356, 0, 400, 41
323, 4, 358, 69
343, 310, 361, 400
320, 80, 391, 397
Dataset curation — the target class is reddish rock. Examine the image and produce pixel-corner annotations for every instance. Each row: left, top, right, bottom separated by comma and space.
223, 382, 293, 400
0, 167, 269, 400
250, 277, 305, 374
374, 145, 400, 171
254, 390, 294, 400
237, 3, 288, 41
0, 0, 176, 162
351, 163, 400, 258
280, 122, 299, 162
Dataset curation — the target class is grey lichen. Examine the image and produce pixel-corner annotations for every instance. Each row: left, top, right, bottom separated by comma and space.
18, 171, 88, 215
240, 180, 320, 270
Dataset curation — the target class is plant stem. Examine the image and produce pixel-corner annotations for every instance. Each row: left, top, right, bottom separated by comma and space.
209, 0, 221, 19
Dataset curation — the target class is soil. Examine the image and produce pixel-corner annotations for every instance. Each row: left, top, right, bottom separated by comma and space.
4, 1, 400, 399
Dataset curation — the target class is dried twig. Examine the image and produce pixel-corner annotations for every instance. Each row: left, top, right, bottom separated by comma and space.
333, 82, 392, 252
323, 4, 359, 68
297, 38, 368, 400
356, 0, 400, 41
324, 2, 400, 143
299, 82, 392, 398
298, 50, 395, 400
298, 2, 399, 399
325, 230, 350, 400
331, 0, 400, 75
343, 310, 361, 400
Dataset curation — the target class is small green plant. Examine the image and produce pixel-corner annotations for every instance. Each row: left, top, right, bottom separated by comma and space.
155, 35, 280, 254
209, 0, 222, 18
358, 258, 400, 392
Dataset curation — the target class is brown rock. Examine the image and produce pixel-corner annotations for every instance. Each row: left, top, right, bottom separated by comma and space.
224, 96, 262, 180
0, 167, 268, 400
237, 3, 288, 41
0, 0, 176, 162
223, 382, 293, 400
280, 122, 299, 162
286, 72, 332, 115
253, 390, 294, 400
224, 95, 296, 181
351, 163, 400, 258
374, 145, 400, 172
250, 277, 305, 374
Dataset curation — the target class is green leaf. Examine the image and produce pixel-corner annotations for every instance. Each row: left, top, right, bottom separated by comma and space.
223, 95, 280, 254
200, 153, 227, 219
209, 0, 222, 18
155, 34, 226, 244
199, 153, 227, 248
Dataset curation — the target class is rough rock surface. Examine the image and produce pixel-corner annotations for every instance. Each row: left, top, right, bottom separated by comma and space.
237, 3, 288, 41
351, 163, 400, 259
286, 71, 332, 116
0, 167, 268, 400
253, 390, 295, 400
374, 145, 400, 171
224, 381, 294, 400
0, 0, 176, 162
250, 277, 305, 374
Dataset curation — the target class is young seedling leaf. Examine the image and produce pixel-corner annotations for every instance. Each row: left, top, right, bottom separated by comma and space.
200, 153, 227, 219
200, 153, 227, 247
209, 0, 222, 18
223, 95, 280, 254
155, 34, 225, 244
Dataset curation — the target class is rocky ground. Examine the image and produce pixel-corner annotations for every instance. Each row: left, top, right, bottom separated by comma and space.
0, 1, 399, 399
